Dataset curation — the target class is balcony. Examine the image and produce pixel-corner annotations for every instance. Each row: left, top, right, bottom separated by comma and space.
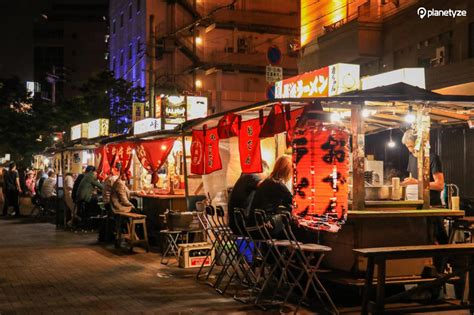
212, 10, 298, 35
301, 19, 382, 71
204, 51, 297, 71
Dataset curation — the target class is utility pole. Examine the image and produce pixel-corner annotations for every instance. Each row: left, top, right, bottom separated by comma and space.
149, 14, 156, 117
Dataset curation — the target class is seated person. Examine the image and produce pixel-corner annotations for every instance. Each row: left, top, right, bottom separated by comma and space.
250, 155, 293, 237
228, 161, 269, 234
41, 170, 57, 199
110, 172, 136, 214
76, 166, 103, 220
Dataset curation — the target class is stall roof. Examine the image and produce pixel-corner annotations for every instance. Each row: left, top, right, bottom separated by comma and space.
182, 83, 474, 134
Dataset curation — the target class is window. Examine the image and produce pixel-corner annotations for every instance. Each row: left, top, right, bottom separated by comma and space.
112, 20, 116, 34
128, 43, 132, 60
120, 50, 124, 66
136, 0, 141, 12
136, 37, 141, 55
120, 13, 124, 27
469, 22, 474, 58
129, 4, 132, 20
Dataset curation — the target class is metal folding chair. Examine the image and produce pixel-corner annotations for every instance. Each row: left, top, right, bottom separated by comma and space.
279, 213, 338, 315
160, 230, 182, 264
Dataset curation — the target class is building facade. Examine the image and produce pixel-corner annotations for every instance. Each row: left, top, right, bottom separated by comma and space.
109, 0, 300, 114
299, 0, 474, 91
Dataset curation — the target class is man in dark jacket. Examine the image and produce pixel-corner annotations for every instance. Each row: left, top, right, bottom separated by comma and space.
2, 162, 22, 217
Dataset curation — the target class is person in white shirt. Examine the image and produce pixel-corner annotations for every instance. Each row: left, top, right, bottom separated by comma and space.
41, 171, 57, 199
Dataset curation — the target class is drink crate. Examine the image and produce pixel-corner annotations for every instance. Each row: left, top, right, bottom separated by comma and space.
178, 242, 214, 268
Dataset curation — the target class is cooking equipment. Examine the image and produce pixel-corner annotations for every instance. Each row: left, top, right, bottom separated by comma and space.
349, 185, 406, 200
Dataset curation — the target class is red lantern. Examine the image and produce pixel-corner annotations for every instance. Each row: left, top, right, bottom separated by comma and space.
292, 119, 349, 232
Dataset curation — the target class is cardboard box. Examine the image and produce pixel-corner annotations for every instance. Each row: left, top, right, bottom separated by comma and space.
178, 242, 214, 268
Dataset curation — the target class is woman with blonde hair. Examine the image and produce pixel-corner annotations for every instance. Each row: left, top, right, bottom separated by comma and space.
250, 155, 293, 236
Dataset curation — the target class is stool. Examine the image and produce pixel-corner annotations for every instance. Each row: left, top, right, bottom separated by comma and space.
160, 230, 203, 265
115, 212, 149, 253
160, 230, 182, 264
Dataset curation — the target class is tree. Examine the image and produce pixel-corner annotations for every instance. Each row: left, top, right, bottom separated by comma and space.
70, 71, 145, 133
0, 77, 55, 166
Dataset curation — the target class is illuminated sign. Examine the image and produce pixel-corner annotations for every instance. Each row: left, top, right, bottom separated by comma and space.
132, 102, 146, 122
186, 96, 208, 120
71, 123, 88, 140
275, 63, 359, 99
87, 119, 109, 139
134, 118, 161, 135
361, 68, 426, 90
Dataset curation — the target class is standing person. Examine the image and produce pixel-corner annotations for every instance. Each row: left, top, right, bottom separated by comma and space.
63, 173, 75, 226
250, 155, 293, 237
2, 162, 22, 217
401, 129, 445, 206
228, 161, 269, 233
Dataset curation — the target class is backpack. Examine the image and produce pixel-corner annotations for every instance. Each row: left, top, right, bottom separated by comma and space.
72, 174, 84, 202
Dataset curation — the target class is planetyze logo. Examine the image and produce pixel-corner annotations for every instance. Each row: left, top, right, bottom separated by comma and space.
417, 7, 467, 19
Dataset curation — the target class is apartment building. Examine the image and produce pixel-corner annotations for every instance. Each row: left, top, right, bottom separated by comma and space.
109, 0, 300, 114
299, 0, 474, 92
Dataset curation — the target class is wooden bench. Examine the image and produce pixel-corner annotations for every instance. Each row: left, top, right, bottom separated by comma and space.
354, 244, 474, 314
115, 212, 150, 253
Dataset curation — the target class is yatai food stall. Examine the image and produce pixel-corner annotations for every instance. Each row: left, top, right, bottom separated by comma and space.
184, 63, 474, 277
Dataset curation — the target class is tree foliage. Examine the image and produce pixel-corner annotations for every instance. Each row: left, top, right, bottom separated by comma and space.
0, 72, 144, 166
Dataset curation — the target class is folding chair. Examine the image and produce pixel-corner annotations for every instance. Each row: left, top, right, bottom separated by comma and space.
279, 213, 338, 315
160, 230, 182, 264
213, 206, 253, 295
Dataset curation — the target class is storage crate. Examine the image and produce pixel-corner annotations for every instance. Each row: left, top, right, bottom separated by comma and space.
166, 211, 200, 231
178, 242, 214, 268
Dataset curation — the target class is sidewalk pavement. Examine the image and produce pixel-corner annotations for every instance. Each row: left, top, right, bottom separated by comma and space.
0, 217, 314, 315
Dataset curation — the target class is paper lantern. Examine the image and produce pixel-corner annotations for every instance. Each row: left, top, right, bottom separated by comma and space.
292, 119, 349, 232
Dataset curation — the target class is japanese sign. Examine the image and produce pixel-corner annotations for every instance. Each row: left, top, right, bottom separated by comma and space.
275, 63, 360, 99
266, 65, 283, 83
71, 123, 88, 140
134, 118, 162, 135
87, 119, 109, 139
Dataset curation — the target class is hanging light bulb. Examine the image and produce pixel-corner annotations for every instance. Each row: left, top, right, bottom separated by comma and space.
330, 111, 341, 123
362, 108, 370, 118
405, 105, 416, 123
387, 129, 396, 148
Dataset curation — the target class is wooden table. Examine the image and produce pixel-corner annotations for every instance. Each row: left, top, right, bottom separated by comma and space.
355, 244, 474, 314
322, 209, 465, 275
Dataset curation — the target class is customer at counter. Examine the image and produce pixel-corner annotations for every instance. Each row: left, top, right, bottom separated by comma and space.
250, 155, 293, 237
103, 170, 119, 212
76, 166, 103, 223
110, 172, 137, 214
228, 161, 269, 233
